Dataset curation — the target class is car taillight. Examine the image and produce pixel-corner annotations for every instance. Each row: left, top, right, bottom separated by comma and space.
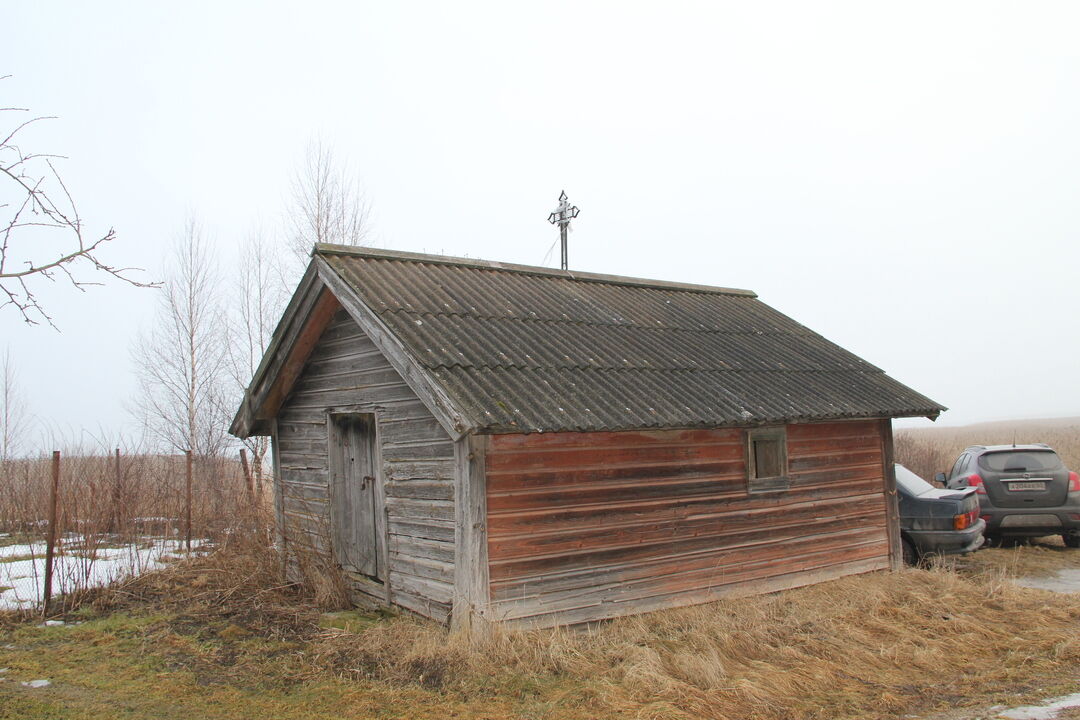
954, 508, 979, 530
967, 474, 986, 494
1068, 471, 1080, 493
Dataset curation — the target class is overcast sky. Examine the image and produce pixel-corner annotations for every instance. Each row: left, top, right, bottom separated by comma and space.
3, 1, 1079, 448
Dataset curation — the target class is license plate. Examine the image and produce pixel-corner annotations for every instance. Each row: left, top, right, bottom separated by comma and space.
1007, 481, 1046, 491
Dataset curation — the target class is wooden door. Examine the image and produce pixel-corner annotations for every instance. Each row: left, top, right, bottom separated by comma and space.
330, 414, 382, 579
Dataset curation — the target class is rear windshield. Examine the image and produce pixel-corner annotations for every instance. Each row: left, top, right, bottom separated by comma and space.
895, 464, 935, 495
978, 450, 1062, 473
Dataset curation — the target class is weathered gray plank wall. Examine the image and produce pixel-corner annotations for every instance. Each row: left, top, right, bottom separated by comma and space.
275, 309, 456, 621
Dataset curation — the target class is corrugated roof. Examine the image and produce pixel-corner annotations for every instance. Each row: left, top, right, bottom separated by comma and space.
317, 244, 945, 433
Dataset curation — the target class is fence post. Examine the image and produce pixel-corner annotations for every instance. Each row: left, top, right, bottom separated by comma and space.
255, 450, 265, 497
110, 448, 122, 534
42, 450, 61, 616
185, 449, 193, 552
239, 448, 254, 503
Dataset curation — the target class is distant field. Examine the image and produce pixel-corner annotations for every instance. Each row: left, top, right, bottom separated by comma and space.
895, 416, 1080, 482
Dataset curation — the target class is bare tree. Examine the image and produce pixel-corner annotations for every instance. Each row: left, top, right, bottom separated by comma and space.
1, 76, 155, 326
285, 138, 370, 273
132, 218, 230, 458
0, 347, 30, 461
226, 226, 285, 489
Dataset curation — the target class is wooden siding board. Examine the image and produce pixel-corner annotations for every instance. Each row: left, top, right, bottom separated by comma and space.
487, 458, 746, 492
880, 418, 902, 570
489, 523, 887, 591
451, 434, 490, 633
496, 557, 890, 628
389, 519, 456, 543
488, 493, 885, 562
486, 478, 884, 537
275, 309, 456, 621
490, 538, 889, 617
485, 420, 890, 627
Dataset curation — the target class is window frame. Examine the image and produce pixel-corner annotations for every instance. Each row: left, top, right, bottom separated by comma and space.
746, 426, 790, 493
949, 452, 968, 479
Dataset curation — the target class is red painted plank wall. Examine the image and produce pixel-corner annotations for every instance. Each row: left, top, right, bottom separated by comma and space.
484, 420, 891, 626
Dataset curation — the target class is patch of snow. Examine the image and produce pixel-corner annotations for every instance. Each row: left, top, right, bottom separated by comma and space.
1, 536, 209, 610
0, 542, 45, 559
21, 679, 51, 688
997, 692, 1080, 719
40, 620, 65, 627
1012, 569, 1080, 594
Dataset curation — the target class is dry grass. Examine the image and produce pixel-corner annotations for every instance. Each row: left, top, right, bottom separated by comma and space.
3, 525, 1079, 719
304, 565, 1080, 720
951, 535, 1080, 578
896, 416, 1080, 482
71, 508, 323, 637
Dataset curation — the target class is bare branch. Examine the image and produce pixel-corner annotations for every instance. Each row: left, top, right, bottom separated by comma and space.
284, 138, 371, 279
1, 80, 158, 326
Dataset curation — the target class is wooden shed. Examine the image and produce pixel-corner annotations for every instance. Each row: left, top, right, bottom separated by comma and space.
230, 245, 944, 631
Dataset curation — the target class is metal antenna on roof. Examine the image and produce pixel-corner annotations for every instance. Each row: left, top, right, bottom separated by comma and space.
547, 190, 579, 270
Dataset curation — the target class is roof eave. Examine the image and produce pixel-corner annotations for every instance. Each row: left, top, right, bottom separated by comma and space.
229, 262, 328, 438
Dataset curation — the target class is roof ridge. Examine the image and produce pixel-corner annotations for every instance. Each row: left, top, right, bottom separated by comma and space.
429, 363, 880, 374
316, 243, 757, 298
381, 307, 819, 337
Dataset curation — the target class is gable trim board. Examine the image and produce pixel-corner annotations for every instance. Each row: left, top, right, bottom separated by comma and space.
314, 255, 469, 441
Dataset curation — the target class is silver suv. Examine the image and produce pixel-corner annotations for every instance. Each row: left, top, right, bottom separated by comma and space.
937, 444, 1080, 547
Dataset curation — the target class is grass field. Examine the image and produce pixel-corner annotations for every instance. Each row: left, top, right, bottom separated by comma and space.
1, 543, 1078, 720
1, 418, 1078, 720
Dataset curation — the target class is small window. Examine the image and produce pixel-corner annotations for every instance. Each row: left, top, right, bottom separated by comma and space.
747, 427, 789, 493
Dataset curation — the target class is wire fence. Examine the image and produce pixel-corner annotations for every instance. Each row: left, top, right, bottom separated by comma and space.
0, 448, 267, 614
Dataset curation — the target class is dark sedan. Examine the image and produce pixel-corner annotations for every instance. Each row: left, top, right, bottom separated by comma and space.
895, 464, 985, 564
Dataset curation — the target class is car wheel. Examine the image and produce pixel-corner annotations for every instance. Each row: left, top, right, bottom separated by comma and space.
1063, 534, 1080, 549
901, 538, 918, 566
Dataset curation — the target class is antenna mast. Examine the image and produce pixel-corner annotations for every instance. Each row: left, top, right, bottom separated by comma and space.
547, 190, 579, 270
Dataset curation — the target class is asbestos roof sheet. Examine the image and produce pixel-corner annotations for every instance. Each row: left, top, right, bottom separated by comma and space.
318, 245, 945, 433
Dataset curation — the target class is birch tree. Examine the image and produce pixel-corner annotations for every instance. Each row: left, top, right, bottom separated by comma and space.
226, 227, 284, 489
0, 347, 30, 461
285, 139, 370, 276
132, 218, 230, 458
